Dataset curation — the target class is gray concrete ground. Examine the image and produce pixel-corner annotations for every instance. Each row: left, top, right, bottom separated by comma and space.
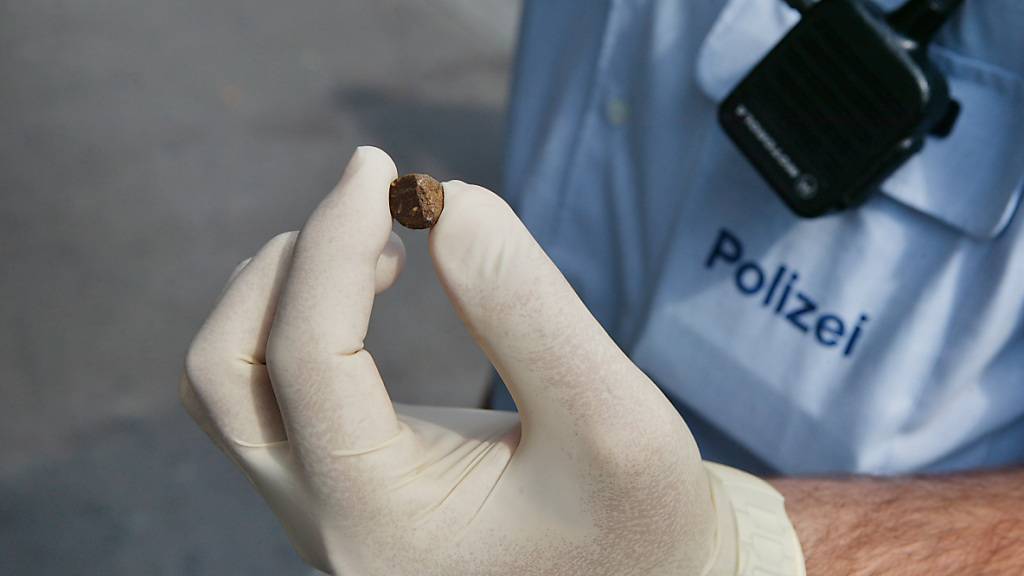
0, 1, 519, 573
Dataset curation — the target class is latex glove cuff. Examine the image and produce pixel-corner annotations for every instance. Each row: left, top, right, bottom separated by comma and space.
703, 463, 806, 576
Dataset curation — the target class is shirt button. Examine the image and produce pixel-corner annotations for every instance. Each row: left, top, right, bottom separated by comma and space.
605, 97, 630, 125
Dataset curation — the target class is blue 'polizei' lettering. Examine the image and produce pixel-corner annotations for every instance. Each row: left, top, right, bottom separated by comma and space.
815, 314, 845, 347
705, 228, 869, 357
785, 294, 816, 333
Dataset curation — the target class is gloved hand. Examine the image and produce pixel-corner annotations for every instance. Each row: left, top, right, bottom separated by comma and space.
180, 147, 799, 575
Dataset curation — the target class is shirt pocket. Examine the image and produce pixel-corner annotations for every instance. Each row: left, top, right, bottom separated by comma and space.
695, 0, 1024, 238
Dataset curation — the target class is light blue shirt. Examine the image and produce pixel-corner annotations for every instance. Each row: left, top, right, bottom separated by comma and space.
491, 0, 1024, 475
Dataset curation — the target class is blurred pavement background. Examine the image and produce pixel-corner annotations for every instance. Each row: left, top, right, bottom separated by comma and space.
0, 1, 520, 573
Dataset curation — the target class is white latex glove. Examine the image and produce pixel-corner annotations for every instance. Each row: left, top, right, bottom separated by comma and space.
181, 147, 800, 576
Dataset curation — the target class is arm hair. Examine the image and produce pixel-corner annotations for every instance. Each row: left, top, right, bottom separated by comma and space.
771, 469, 1024, 576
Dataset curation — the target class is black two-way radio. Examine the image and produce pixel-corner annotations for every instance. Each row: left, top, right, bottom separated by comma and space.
719, 0, 965, 217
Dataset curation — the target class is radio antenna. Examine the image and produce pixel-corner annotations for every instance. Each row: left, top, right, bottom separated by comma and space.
888, 0, 965, 45
783, 0, 817, 13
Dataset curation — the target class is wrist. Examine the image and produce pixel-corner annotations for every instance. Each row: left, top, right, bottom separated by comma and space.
769, 475, 890, 571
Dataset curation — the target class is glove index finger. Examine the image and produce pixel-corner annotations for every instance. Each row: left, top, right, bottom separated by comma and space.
429, 181, 662, 442
268, 146, 401, 473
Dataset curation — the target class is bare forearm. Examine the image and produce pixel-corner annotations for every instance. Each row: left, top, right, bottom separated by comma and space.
770, 469, 1024, 576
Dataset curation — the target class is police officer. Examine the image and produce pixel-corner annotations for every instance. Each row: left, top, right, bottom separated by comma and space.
182, 0, 1024, 574
490, 0, 1024, 571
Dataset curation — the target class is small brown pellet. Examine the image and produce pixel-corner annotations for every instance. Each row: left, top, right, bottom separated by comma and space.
389, 173, 444, 230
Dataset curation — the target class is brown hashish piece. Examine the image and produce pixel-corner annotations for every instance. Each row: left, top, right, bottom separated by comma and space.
389, 173, 444, 229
